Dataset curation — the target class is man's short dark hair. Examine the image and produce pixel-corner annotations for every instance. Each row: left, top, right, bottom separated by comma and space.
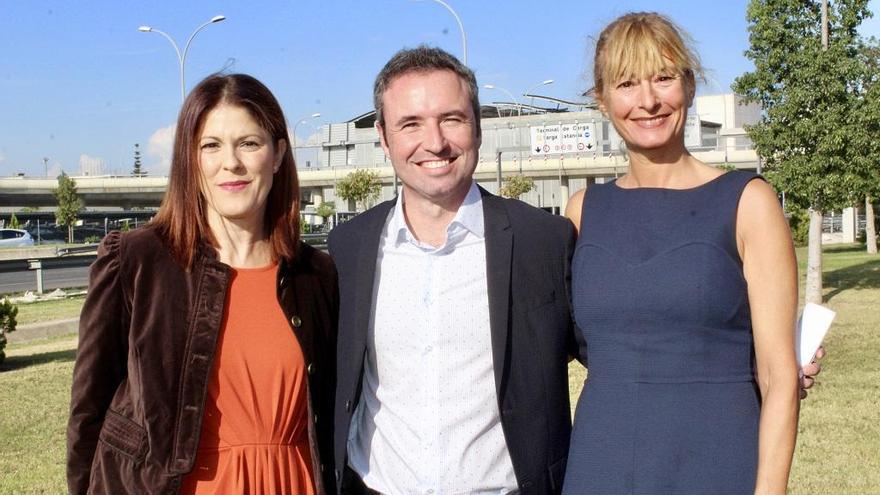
373, 45, 481, 135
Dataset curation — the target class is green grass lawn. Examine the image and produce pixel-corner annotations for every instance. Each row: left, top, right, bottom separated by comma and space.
0, 245, 877, 493
0, 335, 76, 494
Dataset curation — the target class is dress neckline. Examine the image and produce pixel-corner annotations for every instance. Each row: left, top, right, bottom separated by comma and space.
610, 171, 730, 192
230, 262, 278, 274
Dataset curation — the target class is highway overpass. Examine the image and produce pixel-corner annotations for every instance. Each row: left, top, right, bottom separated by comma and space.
0, 147, 757, 210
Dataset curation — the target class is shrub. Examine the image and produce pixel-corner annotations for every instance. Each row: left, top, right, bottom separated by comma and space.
0, 298, 19, 365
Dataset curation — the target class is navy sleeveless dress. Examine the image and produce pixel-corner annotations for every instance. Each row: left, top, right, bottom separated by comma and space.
563, 171, 762, 494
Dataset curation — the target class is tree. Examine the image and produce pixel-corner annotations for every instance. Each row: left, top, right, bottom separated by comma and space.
0, 297, 18, 365
733, 0, 872, 303
315, 201, 336, 230
132, 143, 146, 177
336, 169, 381, 212
499, 175, 535, 199
8, 212, 20, 229
54, 173, 83, 243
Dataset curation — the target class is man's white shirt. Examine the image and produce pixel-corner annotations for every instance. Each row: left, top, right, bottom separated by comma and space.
347, 182, 518, 495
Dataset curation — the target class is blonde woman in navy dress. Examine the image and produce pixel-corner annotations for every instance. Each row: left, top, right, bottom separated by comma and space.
563, 12, 800, 494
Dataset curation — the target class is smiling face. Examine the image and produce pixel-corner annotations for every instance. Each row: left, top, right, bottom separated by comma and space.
591, 13, 703, 156
376, 69, 480, 211
197, 103, 286, 231
600, 69, 693, 154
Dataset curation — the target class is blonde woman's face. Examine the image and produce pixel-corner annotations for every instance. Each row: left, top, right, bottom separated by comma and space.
600, 67, 692, 154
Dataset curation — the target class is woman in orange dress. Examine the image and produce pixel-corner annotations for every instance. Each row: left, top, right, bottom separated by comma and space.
67, 74, 337, 494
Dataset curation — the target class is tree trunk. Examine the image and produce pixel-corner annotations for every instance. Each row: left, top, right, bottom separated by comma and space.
805, 209, 824, 304
866, 196, 877, 254
68, 224, 74, 244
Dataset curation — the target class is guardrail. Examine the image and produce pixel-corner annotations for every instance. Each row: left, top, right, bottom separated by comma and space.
0, 254, 97, 294
1, 234, 328, 294
57, 245, 99, 256
0, 254, 97, 274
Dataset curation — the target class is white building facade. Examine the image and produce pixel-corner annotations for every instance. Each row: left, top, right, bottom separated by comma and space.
298, 93, 762, 217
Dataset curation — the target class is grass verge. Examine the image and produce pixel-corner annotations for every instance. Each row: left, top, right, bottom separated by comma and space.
0, 334, 77, 494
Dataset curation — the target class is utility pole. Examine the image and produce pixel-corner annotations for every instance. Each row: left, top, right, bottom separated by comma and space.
43, 157, 49, 178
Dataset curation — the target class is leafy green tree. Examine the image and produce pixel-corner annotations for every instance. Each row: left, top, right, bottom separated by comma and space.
315, 201, 336, 220
54, 173, 83, 243
0, 297, 18, 365
8, 213, 20, 229
336, 169, 382, 212
315, 201, 336, 229
499, 175, 535, 199
132, 143, 146, 177
733, 0, 872, 303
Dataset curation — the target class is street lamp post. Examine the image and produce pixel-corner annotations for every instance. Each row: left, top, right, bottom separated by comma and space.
413, 0, 467, 65
483, 84, 521, 116
524, 79, 555, 109
293, 112, 321, 165
139, 15, 226, 103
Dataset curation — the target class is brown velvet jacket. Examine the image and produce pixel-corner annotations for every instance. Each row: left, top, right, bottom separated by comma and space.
67, 227, 338, 494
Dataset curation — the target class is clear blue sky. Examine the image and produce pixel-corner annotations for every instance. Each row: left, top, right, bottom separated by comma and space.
1, 0, 878, 177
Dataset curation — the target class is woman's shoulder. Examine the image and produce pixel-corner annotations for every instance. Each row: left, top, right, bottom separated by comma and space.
565, 188, 588, 234
96, 227, 173, 269
103, 226, 163, 254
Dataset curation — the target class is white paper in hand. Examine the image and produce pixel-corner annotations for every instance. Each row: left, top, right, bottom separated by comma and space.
796, 303, 835, 366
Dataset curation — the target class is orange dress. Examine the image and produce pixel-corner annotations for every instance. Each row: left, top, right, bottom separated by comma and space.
180, 264, 315, 495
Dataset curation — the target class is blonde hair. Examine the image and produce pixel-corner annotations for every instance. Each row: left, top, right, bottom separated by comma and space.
591, 12, 704, 101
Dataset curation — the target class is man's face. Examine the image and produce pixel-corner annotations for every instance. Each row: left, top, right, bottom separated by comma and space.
376, 69, 480, 211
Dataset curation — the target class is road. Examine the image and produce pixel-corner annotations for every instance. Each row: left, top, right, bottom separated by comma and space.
0, 266, 90, 295
0, 234, 327, 295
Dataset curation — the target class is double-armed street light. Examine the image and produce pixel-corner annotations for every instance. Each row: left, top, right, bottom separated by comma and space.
138, 15, 226, 103
411, 0, 467, 65
483, 84, 521, 116
524, 79, 555, 108
293, 112, 322, 161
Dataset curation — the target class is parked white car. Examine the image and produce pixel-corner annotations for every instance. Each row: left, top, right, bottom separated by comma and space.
0, 228, 35, 247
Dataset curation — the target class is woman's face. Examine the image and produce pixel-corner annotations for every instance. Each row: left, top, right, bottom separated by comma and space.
197, 103, 285, 229
600, 68, 693, 154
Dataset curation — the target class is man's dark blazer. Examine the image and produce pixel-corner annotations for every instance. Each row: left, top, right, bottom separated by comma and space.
328, 188, 580, 495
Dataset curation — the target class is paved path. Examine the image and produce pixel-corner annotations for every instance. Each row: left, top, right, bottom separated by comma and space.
7, 318, 78, 344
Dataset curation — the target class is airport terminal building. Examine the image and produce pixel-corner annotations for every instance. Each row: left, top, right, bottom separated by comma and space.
300, 93, 761, 216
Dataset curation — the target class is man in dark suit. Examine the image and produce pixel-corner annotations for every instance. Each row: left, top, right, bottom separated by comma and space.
329, 46, 580, 494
